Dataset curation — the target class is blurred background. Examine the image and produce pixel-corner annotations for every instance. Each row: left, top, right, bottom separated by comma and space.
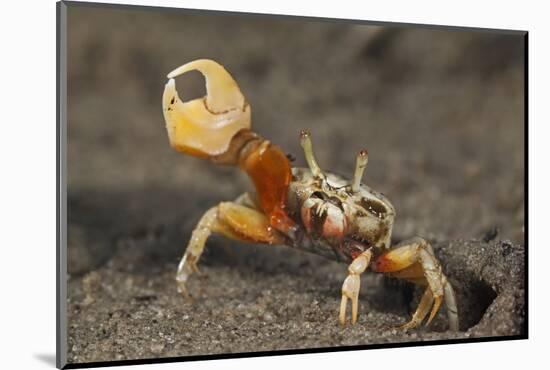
66, 3, 525, 362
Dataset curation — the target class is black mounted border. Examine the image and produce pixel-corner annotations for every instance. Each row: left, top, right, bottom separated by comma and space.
57, 1, 68, 368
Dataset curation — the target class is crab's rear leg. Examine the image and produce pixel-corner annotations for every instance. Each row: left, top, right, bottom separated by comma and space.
177, 193, 284, 299
372, 237, 459, 331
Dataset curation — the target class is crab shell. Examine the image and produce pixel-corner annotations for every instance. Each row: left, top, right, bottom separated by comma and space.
286, 168, 396, 263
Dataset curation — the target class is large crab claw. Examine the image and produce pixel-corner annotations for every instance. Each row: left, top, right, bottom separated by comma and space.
162, 59, 251, 158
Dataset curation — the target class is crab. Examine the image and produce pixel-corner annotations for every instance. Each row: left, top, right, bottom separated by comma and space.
162, 59, 459, 330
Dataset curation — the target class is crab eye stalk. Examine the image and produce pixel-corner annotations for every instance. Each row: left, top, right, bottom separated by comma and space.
162, 59, 251, 158
300, 130, 326, 180
351, 149, 368, 193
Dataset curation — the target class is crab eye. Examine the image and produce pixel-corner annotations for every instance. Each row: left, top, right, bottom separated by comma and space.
360, 199, 387, 219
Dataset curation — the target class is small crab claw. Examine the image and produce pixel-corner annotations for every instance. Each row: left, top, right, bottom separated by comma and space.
162, 59, 251, 158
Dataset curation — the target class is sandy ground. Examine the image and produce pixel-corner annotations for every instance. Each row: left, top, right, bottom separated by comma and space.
65, 3, 525, 365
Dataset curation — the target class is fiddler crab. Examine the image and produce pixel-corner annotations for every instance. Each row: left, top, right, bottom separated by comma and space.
162, 59, 459, 331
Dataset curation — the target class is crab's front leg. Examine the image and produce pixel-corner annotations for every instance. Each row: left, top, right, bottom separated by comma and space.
372, 237, 459, 331
339, 249, 372, 325
176, 193, 284, 299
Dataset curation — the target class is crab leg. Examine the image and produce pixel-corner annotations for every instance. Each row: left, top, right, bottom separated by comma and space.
339, 250, 372, 325
176, 193, 284, 299
398, 288, 434, 330
372, 237, 459, 331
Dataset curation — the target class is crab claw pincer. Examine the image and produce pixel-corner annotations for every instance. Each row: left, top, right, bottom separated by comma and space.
162, 59, 251, 158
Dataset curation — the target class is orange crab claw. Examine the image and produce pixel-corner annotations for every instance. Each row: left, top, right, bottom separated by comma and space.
162, 59, 251, 158
162, 59, 296, 237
